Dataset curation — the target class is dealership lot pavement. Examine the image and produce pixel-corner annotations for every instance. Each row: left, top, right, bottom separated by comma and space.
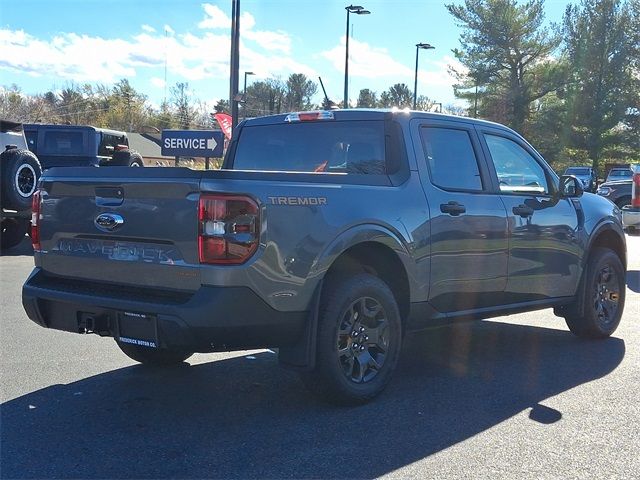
1, 234, 639, 479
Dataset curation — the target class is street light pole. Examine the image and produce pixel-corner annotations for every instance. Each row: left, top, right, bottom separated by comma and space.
229, 0, 241, 129
343, 5, 370, 109
413, 42, 435, 110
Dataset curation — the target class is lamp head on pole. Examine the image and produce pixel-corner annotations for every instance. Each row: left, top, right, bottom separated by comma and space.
346, 4, 370, 14
416, 43, 435, 50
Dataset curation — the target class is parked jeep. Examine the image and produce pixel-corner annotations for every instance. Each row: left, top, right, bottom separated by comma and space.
24, 124, 144, 168
1, 120, 42, 250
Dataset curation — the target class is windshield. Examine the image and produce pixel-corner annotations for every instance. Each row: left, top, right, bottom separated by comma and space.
232, 121, 386, 174
608, 169, 632, 178
565, 168, 590, 175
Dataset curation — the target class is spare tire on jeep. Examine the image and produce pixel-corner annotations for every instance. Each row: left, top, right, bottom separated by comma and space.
111, 150, 144, 167
1, 146, 42, 211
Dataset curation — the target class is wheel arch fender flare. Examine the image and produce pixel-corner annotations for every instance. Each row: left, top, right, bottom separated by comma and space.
308, 223, 416, 297
584, 219, 627, 269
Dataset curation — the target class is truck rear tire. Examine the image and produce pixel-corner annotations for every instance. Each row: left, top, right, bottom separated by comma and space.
1, 148, 42, 211
563, 248, 625, 338
111, 150, 144, 167
116, 341, 193, 366
1, 218, 28, 250
300, 273, 402, 405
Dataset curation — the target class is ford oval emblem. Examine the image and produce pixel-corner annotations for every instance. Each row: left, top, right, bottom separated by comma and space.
95, 213, 124, 232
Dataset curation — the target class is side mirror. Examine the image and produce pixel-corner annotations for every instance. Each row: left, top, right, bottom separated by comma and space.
559, 175, 584, 198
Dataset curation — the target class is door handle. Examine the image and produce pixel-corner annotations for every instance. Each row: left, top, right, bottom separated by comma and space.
512, 204, 534, 217
440, 201, 466, 216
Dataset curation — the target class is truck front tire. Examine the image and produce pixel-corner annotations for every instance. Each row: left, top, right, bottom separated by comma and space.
111, 150, 144, 167
301, 273, 402, 405
116, 341, 193, 366
563, 247, 625, 338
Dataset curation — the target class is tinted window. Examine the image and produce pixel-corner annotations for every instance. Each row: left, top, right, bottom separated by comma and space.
420, 127, 483, 191
608, 169, 632, 179
97, 133, 126, 156
233, 121, 386, 174
565, 167, 590, 175
484, 134, 549, 195
42, 131, 84, 155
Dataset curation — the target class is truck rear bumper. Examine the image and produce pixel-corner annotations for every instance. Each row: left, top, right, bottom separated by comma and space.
621, 206, 640, 229
22, 268, 308, 352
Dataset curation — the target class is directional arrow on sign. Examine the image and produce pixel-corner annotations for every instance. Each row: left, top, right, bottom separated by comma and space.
206, 137, 217, 151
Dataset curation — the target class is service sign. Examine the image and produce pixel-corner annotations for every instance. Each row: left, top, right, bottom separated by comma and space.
161, 130, 224, 157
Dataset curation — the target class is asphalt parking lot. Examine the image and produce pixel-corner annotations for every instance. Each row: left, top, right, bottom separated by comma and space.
1, 234, 639, 479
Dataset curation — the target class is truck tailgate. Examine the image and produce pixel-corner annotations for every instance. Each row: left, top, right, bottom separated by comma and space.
37, 167, 202, 292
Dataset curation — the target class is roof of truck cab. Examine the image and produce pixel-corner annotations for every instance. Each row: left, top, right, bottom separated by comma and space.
241, 108, 513, 131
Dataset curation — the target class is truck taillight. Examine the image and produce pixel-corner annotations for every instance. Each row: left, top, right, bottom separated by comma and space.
198, 194, 260, 264
31, 190, 41, 251
632, 172, 640, 208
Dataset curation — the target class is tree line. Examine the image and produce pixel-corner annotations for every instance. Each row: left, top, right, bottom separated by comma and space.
0, 79, 214, 133
449, 0, 639, 174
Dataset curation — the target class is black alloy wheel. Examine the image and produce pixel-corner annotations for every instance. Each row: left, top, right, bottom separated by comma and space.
564, 247, 625, 338
336, 296, 389, 383
591, 264, 621, 330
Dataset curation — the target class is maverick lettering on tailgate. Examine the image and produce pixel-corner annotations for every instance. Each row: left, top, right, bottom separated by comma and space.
56, 239, 182, 265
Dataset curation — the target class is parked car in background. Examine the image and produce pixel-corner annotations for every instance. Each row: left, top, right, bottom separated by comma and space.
606, 167, 633, 182
1, 120, 42, 249
24, 124, 144, 168
564, 166, 597, 192
597, 178, 633, 209
621, 169, 640, 231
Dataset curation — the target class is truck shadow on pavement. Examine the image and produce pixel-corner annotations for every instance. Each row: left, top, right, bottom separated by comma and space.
1, 321, 625, 479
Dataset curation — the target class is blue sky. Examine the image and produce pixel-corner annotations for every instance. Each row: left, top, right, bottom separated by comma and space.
1, 0, 571, 110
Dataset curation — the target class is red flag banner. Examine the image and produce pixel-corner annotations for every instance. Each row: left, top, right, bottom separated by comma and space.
214, 113, 233, 140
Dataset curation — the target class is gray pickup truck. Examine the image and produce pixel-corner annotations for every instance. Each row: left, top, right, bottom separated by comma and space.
22, 110, 627, 404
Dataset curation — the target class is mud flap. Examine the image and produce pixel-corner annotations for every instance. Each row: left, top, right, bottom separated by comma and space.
278, 280, 323, 371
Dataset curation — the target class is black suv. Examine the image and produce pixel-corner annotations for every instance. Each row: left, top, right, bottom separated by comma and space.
24, 124, 144, 169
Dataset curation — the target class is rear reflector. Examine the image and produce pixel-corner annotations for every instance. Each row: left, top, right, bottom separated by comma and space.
285, 111, 334, 122
31, 190, 41, 251
632, 171, 640, 208
198, 194, 259, 264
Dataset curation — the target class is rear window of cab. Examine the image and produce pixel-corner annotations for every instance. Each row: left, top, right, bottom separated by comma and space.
232, 121, 387, 175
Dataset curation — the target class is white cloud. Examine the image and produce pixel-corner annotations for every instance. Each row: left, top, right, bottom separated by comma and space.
0, 5, 313, 88
418, 55, 464, 88
243, 28, 291, 54
150, 77, 166, 88
0, 29, 135, 81
321, 37, 413, 79
199, 5, 291, 53
198, 4, 230, 29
